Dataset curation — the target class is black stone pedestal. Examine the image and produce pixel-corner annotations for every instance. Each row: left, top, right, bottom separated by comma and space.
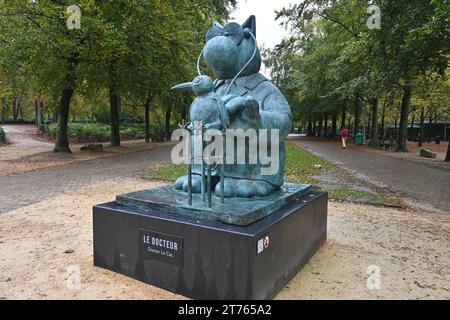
93, 191, 327, 300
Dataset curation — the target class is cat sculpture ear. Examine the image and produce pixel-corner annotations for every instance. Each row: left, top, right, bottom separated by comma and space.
242, 15, 256, 38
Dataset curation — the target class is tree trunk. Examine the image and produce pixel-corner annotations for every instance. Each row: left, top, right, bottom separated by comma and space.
418, 107, 425, 147
445, 142, 450, 162
40, 100, 44, 121
396, 85, 412, 152
428, 110, 433, 142
394, 118, 398, 139
307, 119, 313, 136
109, 86, 121, 147
108, 61, 121, 147
144, 93, 151, 143
35, 99, 39, 126
54, 88, 74, 153
54, 56, 78, 153
369, 97, 379, 147
12, 98, 18, 121
165, 103, 172, 140
312, 119, 317, 136
318, 114, 323, 138
17, 100, 23, 120
408, 111, 415, 141
331, 114, 337, 139
354, 95, 361, 134
324, 113, 328, 138
35, 98, 43, 128
342, 98, 348, 129
181, 108, 187, 123
1, 97, 6, 124
380, 103, 386, 142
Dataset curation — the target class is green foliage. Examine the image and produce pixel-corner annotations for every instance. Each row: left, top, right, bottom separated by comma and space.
94, 108, 131, 125
94, 109, 113, 125
0, 0, 236, 148
265, 0, 449, 128
40, 122, 167, 142
120, 127, 144, 139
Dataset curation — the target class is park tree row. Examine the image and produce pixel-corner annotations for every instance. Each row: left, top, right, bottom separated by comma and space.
264, 0, 449, 159
0, 0, 236, 152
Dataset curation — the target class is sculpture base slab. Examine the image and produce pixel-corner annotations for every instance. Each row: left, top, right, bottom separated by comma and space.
93, 190, 328, 300
116, 183, 312, 226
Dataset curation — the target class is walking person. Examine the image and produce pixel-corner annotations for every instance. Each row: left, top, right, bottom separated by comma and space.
340, 126, 349, 149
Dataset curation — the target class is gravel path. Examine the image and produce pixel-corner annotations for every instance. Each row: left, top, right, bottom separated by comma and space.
0, 146, 173, 213
290, 137, 450, 213
1, 179, 448, 300
0, 129, 448, 300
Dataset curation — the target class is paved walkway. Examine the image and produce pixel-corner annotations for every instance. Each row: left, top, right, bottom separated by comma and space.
0, 146, 172, 213
1, 126, 448, 214
290, 137, 450, 213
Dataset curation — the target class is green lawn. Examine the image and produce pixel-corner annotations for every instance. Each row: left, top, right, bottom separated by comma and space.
147, 163, 187, 181
284, 141, 333, 184
144, 141, 396, 206
145, 141, 333, 182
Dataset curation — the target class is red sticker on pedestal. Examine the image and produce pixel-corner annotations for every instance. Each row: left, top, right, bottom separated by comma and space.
264, 236, 270, 249
257, 235, 270, 254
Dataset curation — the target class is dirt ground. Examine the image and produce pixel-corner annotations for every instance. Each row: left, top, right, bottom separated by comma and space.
0, 179, 448, 300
